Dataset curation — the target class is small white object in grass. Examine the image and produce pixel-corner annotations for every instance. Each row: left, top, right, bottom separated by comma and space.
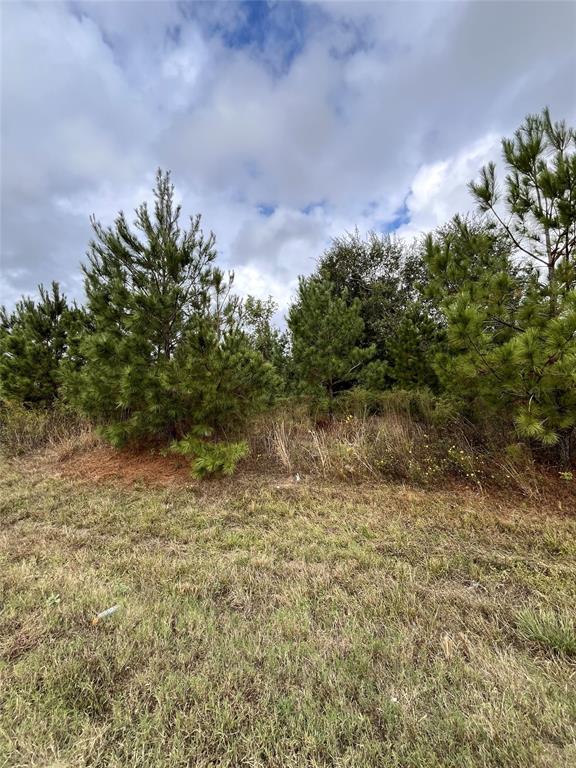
295, 473, 301, 483
92, 605, 120, 625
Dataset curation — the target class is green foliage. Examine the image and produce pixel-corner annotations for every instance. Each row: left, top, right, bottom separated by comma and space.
170, 428, 249, 478
424, 215, 519, 304
426, 109, 576, 465
287, 276, 374, 402
3, 108, 575, 471
517, 608, 576, 656
318, 231, 443, 388
0, 282, 86, 406
243, 295, 289, 388
64, 170, 276, 446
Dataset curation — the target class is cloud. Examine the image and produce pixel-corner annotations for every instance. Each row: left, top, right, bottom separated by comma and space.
398, 133, 501, 240
1, 0, 575, 312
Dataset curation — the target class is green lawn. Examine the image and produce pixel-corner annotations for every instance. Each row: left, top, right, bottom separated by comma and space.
1, 461, 575, 767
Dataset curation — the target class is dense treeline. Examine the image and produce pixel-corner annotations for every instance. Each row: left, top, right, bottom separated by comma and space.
1, 108, 575, 473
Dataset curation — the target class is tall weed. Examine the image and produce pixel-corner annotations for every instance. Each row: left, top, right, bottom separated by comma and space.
248, 396, 539, 493
0, 402, 90, 456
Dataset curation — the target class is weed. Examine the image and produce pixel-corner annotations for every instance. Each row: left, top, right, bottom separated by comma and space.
0, 401, 89, 456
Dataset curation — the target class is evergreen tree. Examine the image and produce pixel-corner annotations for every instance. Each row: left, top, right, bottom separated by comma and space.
317, 230, 442, 388
65, 170, 275, 445
288, 276, 374, 405
0, 282, 84, 406
424, 215, 518, 303
427, 109, 576, 464
469, 107, 575, 310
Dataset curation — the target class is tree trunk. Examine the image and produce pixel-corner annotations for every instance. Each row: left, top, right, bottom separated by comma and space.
327, 383, 334, 417
559, 428, 574, 469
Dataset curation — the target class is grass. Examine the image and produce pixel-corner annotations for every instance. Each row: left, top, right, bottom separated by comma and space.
1, 457, 575, 767
0, 402, 92, 457
516, 608, 576, 657
248, 407, 543, 495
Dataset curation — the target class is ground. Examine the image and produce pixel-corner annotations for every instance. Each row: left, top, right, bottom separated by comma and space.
1, 451, 575, 767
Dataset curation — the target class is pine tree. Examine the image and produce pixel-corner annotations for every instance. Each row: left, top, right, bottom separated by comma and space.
288, 276, 374, 406
0, 282, 84, 406
427, 109, 576, 464
65, 170, 275, 445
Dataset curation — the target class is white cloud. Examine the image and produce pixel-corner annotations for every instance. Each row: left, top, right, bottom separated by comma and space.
1, 0, 575, 313
232, 264, 296, 316
398, 133, 500, 239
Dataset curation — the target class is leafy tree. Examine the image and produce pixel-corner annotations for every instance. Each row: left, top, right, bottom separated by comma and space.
427, 109, 576, 464
288, 276, 374, 406
65, 170, 275, 446
243, 295, 289, 384
317, 230, 442, 388
0, 282, 85, 406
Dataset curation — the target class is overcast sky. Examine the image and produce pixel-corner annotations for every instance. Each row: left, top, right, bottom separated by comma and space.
1, 0, 575, 315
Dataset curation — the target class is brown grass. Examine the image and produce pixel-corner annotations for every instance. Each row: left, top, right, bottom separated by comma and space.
4, 408, 568, 507
1, 458, 575, 767
247, 410, 563, 500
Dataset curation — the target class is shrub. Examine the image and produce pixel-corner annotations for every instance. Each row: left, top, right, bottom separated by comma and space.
170, 428, 249, 478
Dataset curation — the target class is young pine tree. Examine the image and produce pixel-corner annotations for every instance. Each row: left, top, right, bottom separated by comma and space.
65, 170, 275, 446
0, 282, 84, 406
288, 276, 374, 406
427, 109, 576, 464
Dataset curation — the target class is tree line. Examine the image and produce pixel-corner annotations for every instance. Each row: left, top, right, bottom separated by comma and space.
1, 108, 575, 471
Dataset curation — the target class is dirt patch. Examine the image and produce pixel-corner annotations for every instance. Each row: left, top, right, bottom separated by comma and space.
53, 445, 194, 487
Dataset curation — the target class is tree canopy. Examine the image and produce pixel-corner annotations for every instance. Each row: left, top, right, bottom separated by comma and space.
64, 170, 275, 446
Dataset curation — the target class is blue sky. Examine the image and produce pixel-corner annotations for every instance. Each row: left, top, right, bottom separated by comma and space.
2, 0, 575, 313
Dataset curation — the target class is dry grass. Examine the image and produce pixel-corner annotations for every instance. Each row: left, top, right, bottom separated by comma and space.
1, 454, 575, 767
0, 402, 91, 457
250, 410, 543, 496
0, 399, 553, 496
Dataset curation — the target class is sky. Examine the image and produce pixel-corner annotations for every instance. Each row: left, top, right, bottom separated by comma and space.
1, 0, 575, 317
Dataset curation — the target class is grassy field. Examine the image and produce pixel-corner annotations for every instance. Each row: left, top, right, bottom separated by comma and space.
1, 456, 575, 767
